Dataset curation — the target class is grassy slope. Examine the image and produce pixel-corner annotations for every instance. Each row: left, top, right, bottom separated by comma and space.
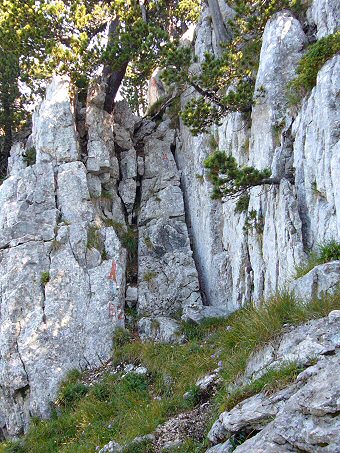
2, 289, 340, 453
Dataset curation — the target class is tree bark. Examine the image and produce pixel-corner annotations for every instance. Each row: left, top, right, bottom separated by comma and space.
103, 19, 129, 113
207, 0, 232, 56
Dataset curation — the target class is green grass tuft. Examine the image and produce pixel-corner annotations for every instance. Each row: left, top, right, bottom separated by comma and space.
288, 31, 340, 104
86, 225, 101, 250
295, 239, 340, 278
40, 271, 50, 286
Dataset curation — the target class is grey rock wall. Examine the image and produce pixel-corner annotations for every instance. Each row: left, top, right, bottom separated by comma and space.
178, 0, 340, 310
137, 120, 204, 335
0, 77, 127, 438
208, 312, 340, 452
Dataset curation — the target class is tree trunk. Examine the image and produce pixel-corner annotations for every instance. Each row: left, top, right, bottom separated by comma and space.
207, 0, 232, 56
260, 177, 282, 185
0, 98, 13, 176
103, 19, 129, 114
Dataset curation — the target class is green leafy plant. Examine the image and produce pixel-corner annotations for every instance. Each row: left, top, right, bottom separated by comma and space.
295, 239, 340, 278
23, 147, 36, 166
113, 327, 132, 348
288, 31, 340, 104
40, 271, 50, 286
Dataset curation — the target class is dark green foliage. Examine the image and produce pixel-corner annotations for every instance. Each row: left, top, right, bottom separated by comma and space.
23, 148, 36, 166
40, 271, 50, 286
204, 151, 272, 201
295, 239, 340, 278
235, 194, 250, 213
57, 383, 88, 409
318, 239, 340, 263
288, 32, 340, 103
113, 327, 132, 348
122, 373, 149, 394
162, 0, 307, 134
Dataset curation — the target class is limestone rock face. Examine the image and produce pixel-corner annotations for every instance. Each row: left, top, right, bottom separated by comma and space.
208, 314, 340, 451
0, 76, 127, 438
290, 261, 340, 301
293, 56, 340, 249
137, 121, 203, 326
307, 0, 340, 38
179, 4, 339, 311
32, 77, 79, 164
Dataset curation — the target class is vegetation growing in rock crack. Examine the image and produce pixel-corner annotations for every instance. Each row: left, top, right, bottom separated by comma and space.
23, 147, 36, 166
40, 271, 50, 286
288, 31, 340, 104
2, 289, 339, 453
294, 239, 340, 278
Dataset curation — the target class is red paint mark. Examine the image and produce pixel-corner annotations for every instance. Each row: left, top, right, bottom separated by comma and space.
109, 260, 117, 283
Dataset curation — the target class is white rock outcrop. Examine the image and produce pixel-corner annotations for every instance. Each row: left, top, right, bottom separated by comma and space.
178, 4, 339, 311
0, 77, 127, 438
137, 120, 203, 327
208, 313, 340, 451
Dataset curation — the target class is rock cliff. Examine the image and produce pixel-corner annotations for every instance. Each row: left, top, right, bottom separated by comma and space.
177, 0, 339, 309
0, 0, 339, 445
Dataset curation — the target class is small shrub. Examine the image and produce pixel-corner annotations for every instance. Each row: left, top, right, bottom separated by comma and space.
318, 239, 340, 262
143, 271, 157, 283
40, 271, 50, 286
57, 382, 88, 408
113, 327, 132, 348
288, 32, 340, 104
295, 239, 340, 278
23, 147, 36, 166
122, 373, 149, 393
